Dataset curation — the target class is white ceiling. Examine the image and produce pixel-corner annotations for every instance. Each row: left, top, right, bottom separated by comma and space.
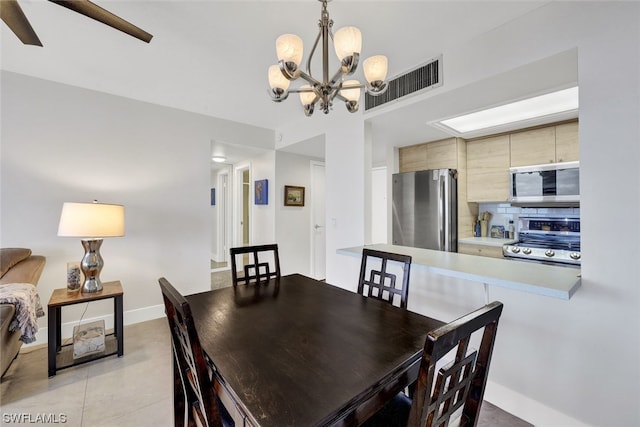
1, 0, 556, 165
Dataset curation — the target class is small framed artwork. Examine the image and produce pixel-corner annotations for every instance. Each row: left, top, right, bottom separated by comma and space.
284, 185, 305, 206
255, 179, 268, 205
210, 188, 216, 206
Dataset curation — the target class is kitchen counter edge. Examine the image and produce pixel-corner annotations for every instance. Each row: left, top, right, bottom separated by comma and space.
337, 244, 581, 300
458, 237, 517, 247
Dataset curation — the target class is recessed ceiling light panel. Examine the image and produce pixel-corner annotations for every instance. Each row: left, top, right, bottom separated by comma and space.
435, 86, 579, 135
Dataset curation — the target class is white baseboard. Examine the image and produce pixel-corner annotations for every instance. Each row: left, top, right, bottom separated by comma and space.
485, 380, 590, 427
24, 304, 165, 348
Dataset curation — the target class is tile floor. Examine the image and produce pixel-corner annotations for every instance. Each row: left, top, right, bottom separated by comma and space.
1, 318, 173, 427
1, 273, 531, 427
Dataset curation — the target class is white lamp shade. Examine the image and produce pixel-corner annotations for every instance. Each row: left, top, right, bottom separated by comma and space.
340, 80, 361, 102
333, 26, 362, 60
58, 202, 125, 238
276, 34, 304, 66
299, 85, 316, 106
363, 55, 388, 83
268, 65, 291, 91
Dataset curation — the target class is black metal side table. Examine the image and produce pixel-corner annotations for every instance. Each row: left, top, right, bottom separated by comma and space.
47, 280, 123, 376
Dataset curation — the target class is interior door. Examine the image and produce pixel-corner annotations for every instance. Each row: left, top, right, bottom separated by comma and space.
311, 161, 326, 280
235, 164, 251, 249
215, 170, 230, 265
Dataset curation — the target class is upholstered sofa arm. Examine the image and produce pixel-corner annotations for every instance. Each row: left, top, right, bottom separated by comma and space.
0, 255, 46, 286
0, 249, 46, 376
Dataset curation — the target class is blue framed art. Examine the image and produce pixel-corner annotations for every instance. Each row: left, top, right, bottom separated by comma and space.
210, 188, 216, 206
255, 179, 268, 205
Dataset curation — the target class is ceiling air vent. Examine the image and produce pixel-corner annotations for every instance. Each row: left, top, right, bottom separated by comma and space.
364, 55, 443, 111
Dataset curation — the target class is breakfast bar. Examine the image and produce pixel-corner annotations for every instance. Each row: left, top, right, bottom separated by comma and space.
338, 244, 581, 300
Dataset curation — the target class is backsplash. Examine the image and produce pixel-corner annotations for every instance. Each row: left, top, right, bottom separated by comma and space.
478, 203, 580, 239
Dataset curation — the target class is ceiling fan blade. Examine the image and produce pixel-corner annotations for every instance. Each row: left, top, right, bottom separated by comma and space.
48, 0, 152, 43
1, 0, 43, 46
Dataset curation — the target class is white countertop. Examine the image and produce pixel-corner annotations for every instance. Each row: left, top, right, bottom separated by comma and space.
337, 244, 581, 300
458, 237, 517, 247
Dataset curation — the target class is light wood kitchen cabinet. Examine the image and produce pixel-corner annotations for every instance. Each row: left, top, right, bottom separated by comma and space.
458, 243, 504, 259
399, 143, 427, 172
510, 127, 556, 166
398, 138, 458, 173
510, 121, 579, 166
466, 135, 510, 202
555, 121, 579, 162
426, 138, 458, 169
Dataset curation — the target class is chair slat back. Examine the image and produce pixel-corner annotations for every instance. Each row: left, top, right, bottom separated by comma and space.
358, 249, 412, 308
408, 301, 504, 427
230, 244, 281, 287
159, 277, 224, 427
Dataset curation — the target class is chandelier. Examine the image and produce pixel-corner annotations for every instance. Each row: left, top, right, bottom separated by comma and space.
267, 0, 388, 116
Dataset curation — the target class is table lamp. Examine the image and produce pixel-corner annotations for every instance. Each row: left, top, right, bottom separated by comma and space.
57, 201, 125, 293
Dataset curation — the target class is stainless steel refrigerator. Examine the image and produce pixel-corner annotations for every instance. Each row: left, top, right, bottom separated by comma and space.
392, 169, 457, 251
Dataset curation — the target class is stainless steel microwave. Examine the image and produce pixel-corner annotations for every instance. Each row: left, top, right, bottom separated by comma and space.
509, 161, 580, 206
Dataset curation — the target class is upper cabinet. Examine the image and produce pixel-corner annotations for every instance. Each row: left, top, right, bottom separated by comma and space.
399, 138, 459, 172
555, 121, 580, 163
399, 144, 428, 172
510, 127, 556, 166
426, 139, 458, 170
466, 135, 511, 202
510, 121, 579, 166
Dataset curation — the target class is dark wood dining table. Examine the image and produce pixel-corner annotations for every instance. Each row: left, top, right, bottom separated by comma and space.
185, 273, 445, 427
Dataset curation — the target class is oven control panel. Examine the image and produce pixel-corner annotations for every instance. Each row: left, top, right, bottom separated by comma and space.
519, 217, 580, 234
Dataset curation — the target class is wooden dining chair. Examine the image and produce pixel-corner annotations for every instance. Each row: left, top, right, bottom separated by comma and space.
358, 248, 412, 308
229, 244, 280, 287
363, 301, 504, 427
158, 277, 233, 427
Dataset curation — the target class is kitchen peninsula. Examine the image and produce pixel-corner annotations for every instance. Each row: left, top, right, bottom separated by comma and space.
338, 244, 581, 300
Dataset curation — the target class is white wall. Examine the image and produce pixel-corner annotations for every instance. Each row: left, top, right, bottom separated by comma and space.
370, 167, 388, 244
248, 150, 276, 245
274, 150, 323, 276
330, 3, 640, 426
1, 71, 274, 332
324, 121, 368, 287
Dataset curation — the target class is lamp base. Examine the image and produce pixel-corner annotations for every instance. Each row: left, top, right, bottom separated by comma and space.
80, 239, 104, 293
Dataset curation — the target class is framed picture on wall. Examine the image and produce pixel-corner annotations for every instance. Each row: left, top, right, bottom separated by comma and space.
211, 188, 216, 206
255, 179, 268, 205
284, 185, 305, 206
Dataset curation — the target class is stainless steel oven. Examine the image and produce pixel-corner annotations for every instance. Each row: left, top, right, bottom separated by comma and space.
503, 217, 581, 266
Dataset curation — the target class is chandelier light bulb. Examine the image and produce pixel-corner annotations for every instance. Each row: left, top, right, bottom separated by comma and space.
276, 34, 304, 67
299, 85, 316, 106
268, 65, 290, 91
340, 80, 361, 103
333, 26, 362, 61
363, 55, 388, 84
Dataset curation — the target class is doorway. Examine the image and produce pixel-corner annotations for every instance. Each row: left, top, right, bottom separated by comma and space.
310, 161, 326, 280
212, 169, 230, 270
234, 163, 251, 248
